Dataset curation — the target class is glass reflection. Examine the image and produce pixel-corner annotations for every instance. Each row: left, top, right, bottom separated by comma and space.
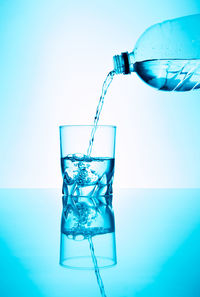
60, 194, 117, 270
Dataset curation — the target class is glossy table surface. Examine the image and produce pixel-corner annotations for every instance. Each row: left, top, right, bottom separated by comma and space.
1, 188, 200, 297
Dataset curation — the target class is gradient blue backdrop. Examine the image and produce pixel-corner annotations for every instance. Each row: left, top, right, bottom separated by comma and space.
1, 0, 200, 188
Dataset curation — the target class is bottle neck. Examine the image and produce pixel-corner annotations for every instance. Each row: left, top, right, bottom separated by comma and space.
113, 51, 135, 75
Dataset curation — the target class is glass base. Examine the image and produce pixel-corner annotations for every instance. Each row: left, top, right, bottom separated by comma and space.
60, 231, 117, 270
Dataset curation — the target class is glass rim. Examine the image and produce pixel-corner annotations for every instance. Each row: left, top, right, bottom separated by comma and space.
59, 124, 117, 129
59, 256, 117, 270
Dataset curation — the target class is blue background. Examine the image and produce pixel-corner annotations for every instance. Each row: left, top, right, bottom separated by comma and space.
1, 2, 200, 295
1, 0, 200, 188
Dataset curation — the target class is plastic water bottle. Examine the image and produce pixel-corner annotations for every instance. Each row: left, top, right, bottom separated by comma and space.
113, 14, 200, 91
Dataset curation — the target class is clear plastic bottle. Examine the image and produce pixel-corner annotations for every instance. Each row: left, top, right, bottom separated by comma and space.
113, 14, 200, 91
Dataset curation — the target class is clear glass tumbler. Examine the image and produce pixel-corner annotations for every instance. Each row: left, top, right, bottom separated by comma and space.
59, 125, 117, 269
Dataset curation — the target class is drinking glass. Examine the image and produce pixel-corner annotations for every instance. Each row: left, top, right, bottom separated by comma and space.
59, 125, 117, 269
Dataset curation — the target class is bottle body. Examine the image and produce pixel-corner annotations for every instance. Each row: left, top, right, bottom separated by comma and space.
113, 14, 200, 91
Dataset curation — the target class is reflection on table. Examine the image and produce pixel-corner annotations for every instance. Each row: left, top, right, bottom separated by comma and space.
1, 189, 200, 297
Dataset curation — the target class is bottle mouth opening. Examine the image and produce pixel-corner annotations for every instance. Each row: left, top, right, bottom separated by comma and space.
113, 52, 131, 75
113, 55, 124, 74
